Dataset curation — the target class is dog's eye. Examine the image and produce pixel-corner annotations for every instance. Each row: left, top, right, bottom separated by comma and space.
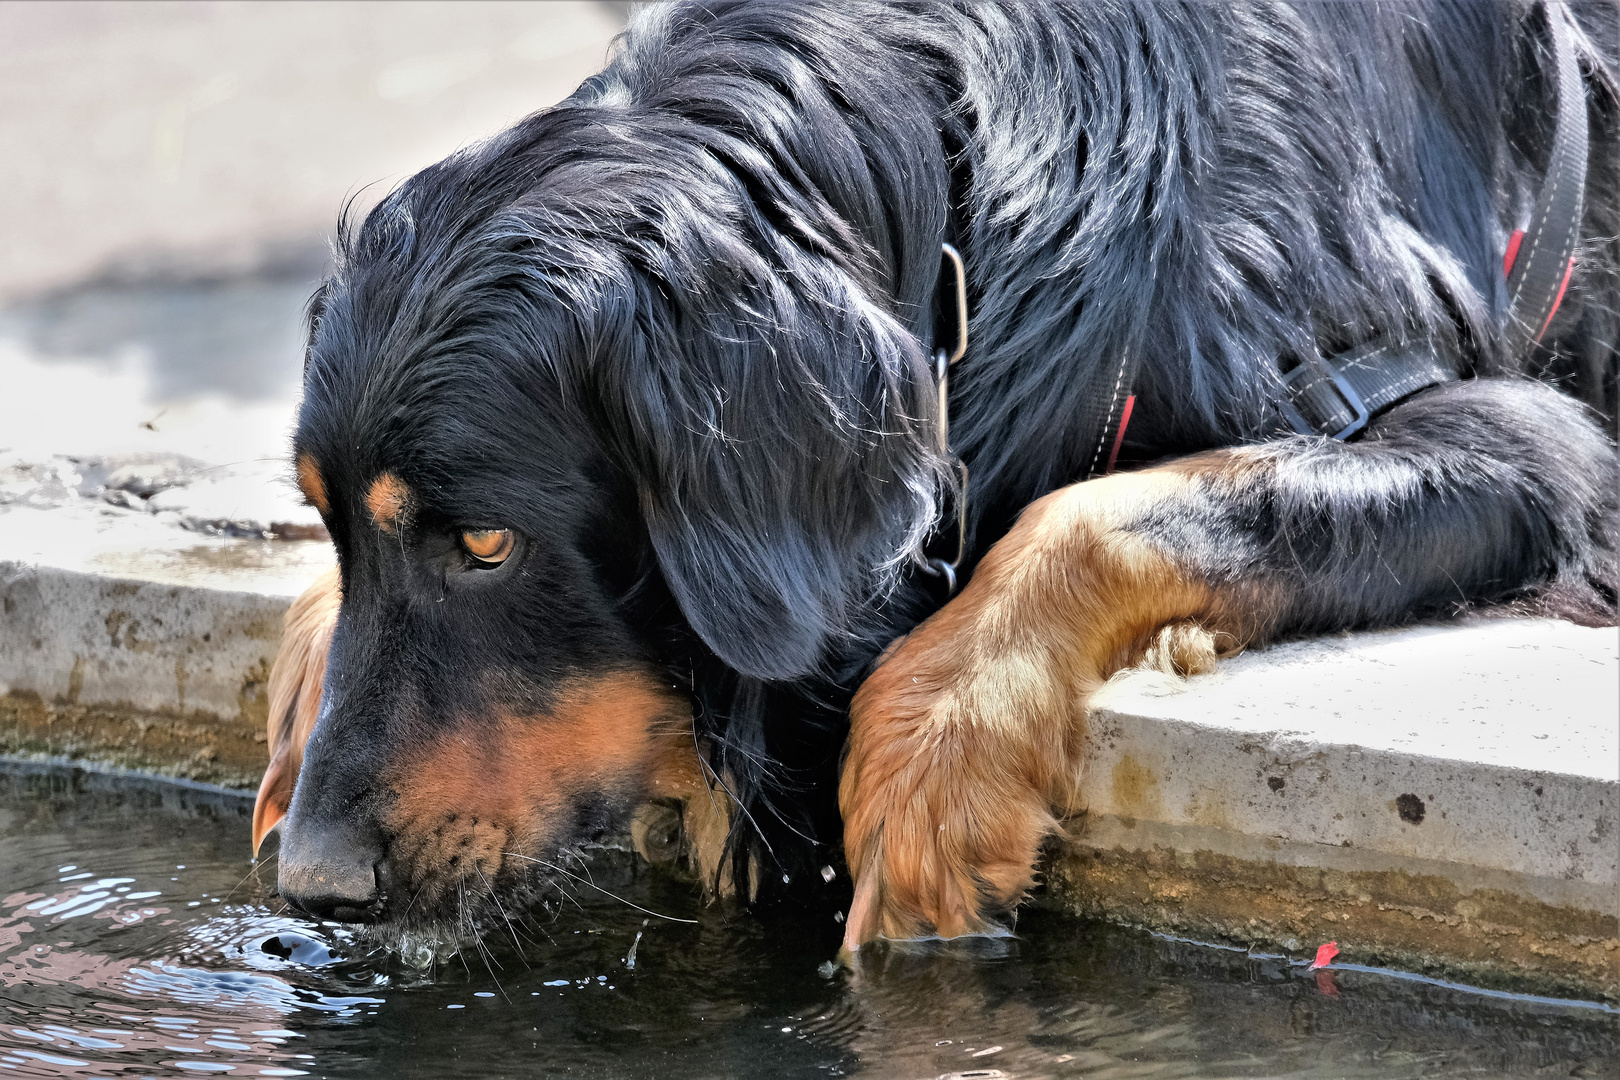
461, 529, 515, 565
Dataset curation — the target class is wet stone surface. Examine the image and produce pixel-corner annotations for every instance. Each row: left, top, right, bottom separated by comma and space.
0, 451, 324, 544
1, 759, 1616, 1079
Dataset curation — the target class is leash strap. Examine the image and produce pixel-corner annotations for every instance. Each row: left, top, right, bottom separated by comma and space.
1085, 348, 1142, 479
1503, 1, 1588, 355
1282, 0, 1588, 440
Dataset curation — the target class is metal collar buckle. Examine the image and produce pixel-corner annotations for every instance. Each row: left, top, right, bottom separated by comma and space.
920, 243, 971, 593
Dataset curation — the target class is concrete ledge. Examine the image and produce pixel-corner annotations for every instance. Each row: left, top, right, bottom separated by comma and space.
2, 511, 1614, 999
1051, 622, 1618, 1002
0, 509, 331, 786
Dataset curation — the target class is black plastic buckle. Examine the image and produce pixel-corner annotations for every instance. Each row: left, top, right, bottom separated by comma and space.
1280, 357, 1370, 440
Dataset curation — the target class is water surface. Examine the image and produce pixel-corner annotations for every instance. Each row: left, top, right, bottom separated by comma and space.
1, 760, 1615, 1079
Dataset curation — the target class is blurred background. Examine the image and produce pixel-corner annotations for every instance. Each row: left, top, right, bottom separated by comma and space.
0, 0, 626, 541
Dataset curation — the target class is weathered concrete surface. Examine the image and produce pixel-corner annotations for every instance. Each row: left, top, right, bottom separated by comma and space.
1, 450, 326, 540
0, 509, 332, 787
1049, 621, 1619, 1002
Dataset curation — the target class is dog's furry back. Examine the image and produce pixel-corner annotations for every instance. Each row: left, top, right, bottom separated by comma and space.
603, 1, 1617, 529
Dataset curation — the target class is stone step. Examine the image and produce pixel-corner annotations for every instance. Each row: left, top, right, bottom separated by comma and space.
0, 507, 332, 788
1055, 621, 1617, 1003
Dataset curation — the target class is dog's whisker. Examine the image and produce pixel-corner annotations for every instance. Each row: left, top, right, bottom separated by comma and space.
225, 854, 278, 904
691, 730, 776, 865
474, 861, 530, 968
503, 852, 698, 924
551, 882, 587, 917
452, 884, 474, 980
477, 940, 509, 1002
400, 874, 431, 921
519, 911, 557, 948
466, 899, 506, 997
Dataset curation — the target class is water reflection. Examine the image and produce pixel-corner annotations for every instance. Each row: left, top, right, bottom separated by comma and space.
0, 764, 376, 1076
0, 760, 1615, 1079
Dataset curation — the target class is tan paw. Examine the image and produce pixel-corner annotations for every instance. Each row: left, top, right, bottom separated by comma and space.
839, 612, 1069, 949
840, 744, 1057, 948
837, 472, 1251, 949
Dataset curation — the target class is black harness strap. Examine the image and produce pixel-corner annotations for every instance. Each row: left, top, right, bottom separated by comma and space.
1282, 0, 1589, 440
1279, 337, 1461, 440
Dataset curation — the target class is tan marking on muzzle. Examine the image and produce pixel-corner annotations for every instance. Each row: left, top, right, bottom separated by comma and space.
379, 672, 691, 901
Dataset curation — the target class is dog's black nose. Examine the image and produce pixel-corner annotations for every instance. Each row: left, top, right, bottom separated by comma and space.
277, 823, 384, 923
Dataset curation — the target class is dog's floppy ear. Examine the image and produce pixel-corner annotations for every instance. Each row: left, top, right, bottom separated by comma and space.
253, 566, 341, 855
595, 250, 942, 682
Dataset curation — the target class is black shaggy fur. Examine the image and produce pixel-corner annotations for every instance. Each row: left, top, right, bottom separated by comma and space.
295, 0, 1619, 913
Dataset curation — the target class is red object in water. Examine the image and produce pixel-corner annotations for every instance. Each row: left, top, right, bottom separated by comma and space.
1314, 969, 1341, 999
1308, 941, 1340, 971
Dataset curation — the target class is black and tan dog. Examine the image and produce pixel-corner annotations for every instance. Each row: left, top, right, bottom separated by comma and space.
254, 0, 1619, 952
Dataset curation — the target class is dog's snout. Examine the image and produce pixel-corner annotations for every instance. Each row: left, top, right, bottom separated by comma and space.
277, 823, 385, 923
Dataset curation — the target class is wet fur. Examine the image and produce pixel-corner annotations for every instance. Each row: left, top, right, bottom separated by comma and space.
272, 0, 1619, 940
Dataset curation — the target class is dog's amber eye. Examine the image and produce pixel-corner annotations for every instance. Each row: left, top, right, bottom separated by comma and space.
461, 529, 515, 565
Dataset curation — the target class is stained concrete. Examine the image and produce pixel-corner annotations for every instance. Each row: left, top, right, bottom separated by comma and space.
1054, 622, 1619, 1001
1081, 621, 1617, 885
0, 509, 331, 786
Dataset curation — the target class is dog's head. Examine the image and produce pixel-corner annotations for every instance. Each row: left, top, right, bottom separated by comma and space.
260, 79, 948, 942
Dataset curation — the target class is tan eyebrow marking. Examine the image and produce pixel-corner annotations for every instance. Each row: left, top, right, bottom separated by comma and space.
365, 471, 413, 533
295, 453, 330, 517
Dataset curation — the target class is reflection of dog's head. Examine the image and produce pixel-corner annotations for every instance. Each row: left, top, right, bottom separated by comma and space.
261, 5, 954, 940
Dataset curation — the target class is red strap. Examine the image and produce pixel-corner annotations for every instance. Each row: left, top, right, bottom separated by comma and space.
1503, 229, 1526, 276
1504, 228, 1573, 342
1536, 257, 1576, 342
1104, 395, 1136, 475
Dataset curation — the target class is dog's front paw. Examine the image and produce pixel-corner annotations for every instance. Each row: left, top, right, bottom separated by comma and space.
838, 627, 1063, 950
836, 474, 1250, 950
